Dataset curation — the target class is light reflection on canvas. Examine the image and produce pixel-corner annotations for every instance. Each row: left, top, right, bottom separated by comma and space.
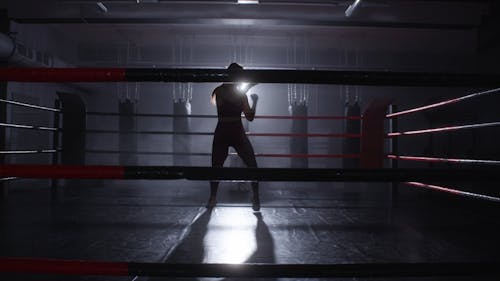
203, 207, 257, 264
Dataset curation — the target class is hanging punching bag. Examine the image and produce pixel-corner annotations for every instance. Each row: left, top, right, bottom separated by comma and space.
343, 99, 361, 168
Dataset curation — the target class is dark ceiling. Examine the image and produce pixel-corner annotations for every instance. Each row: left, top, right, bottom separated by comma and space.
2, 0, 498, 68
3, 0, 491, 29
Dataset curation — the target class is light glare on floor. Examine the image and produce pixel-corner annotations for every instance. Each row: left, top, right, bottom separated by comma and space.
203, 208, 257, 264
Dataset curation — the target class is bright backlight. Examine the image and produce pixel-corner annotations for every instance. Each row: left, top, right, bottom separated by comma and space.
203, 207, 257, 264
238, 0, 259, 4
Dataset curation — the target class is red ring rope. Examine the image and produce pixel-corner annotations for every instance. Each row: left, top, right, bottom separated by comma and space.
386, 87, 500, 118
86, 112, 361, 120
405, 182, 500, 203
84, 150, 360, 158
387, 122, 500, 137
85, 130, 361, 138
254, 115, 362, 120
254, 153, 359, 158
0, 98, 61, 112
388, 155, 500, 165
247, 132, 361, 138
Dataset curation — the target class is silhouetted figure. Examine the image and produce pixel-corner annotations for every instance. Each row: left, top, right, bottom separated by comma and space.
207, 63, 260, 211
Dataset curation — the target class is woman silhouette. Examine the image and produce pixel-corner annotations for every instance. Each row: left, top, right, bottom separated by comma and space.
207, 63, 260, 211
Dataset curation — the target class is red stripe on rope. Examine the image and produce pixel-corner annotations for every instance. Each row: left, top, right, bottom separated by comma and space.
255, 153, 360, 158
405, 182, 500, 203
86, 112, 361, 120
247, 132, 361, 138
386, 87, 500, 118
84, 150, 358, 158
0, 68, 126, 82
0, 257, 129, 276
0, 165, 125, 179
388, 155, 500, 165
254, 115, 362, 120
85, 131, 360, 138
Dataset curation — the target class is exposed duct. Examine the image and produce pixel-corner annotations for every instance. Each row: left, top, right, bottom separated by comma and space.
0, 32, 15, 61
0, 32, 58, 67
345, 0, 361, 17
0, 33, 89, 93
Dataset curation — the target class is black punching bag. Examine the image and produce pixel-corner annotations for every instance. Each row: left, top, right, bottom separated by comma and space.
58, 92, 86, 165
173, 101, 191, 166
290, 104, 308, 168
119, 100, 138, 165
343, 100, 361, 168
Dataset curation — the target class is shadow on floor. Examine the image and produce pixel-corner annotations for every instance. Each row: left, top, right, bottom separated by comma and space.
149, 207, 276, 281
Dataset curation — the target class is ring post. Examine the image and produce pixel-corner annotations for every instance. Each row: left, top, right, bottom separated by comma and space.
0, 13, 7, 202
389, 104, 399, 207
50, 99, 61, 202
360, 99, 392, 168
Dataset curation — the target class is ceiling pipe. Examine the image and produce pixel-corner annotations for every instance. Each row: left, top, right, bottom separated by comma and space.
0, 33, 46, 67
96, 2, 108, 13
0, 32, 68, 68
345, 0, 361, 17
0, 32, 15, 62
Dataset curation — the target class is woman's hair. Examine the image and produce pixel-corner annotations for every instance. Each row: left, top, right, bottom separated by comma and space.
227, 62, 243, 71
210, 63, 242, 106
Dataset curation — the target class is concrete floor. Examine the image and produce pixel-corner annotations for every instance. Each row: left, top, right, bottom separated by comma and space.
1, 179, 499, 281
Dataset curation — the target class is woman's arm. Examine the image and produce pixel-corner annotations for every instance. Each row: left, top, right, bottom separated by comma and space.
210, 88, 217, 106
242, 93, 258, 121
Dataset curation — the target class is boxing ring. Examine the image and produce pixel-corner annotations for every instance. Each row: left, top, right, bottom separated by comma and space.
1, 67, 500, 280
0, 96, 61, 199
386, 87, 500, 203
